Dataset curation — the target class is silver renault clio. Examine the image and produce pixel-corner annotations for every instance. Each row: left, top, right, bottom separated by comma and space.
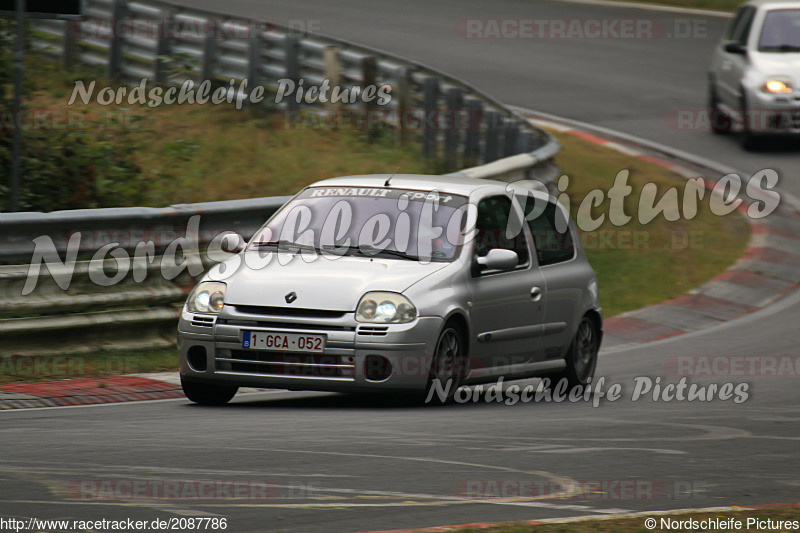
178, 174, 602, 405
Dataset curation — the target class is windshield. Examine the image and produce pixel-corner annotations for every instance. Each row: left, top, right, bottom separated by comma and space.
248, 187, 471, 261
758, 9, 800, 52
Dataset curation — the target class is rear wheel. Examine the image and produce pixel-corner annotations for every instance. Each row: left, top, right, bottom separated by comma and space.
181, 379, 238, 405
423, 322, 467, 405
550, 316, 599, 391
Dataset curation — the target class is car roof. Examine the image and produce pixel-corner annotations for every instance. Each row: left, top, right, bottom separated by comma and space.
308, 174, 551, 200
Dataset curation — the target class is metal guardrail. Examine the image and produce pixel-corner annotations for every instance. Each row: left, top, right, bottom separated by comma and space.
0, 196, 291, 263
0, 0, 562, 357
0, 197, 289, 356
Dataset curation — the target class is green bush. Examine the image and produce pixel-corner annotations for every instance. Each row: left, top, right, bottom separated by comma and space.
0, 127, 148, 212
0, 23, 145, 212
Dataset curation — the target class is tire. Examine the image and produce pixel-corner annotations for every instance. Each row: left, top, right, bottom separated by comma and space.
740, 94, 759, 151
181, 378, 238, 405
550, 316, 599, 392
708, 83, 730, 134
422, 322, 468, 405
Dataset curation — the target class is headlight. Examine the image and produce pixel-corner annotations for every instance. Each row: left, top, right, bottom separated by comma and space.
762, 78, 792, 94
356, 292, 416, 324
187, 282, 227, 314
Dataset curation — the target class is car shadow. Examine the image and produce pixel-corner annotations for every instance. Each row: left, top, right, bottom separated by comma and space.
182, 391, 438, 410
181, 378, 551, 410
739, 134, 800, 152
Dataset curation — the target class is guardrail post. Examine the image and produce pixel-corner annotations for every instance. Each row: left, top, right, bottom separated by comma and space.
323, 45, 341, 112
445, 88, 463, 170
107, 0, 128, 82
423, 77, 439, 159
503, 122, 519, 157
63, 20, 78, 69
200, 19, 217, 82
519, 132, 533, 154
153, 10, 175, 84
362, 56, 378, 139
246, 33, 262, 104
284, 36, 300, 112
464, 99, 482, 165
396, 67, 412, 147
484, 111, 500, 163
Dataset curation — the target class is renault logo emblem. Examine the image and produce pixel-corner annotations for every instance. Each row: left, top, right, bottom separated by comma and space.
285, 292, 297, 304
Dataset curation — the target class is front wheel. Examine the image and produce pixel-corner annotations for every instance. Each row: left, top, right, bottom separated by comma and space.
181, 379, 238, 405
423, 323, 468, 405
708, 83, 730, 134
740, 94, 760, 151
550, 316, 599, 391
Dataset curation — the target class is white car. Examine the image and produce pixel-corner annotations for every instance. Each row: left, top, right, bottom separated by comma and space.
177, 175, 602, 405
708, 0, 800, 149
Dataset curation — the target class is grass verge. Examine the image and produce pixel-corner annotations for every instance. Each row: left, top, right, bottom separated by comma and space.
0, 348, 178, 385
553, 129, 749, 317
11, 56, 436, 209
450, 504, 800, 532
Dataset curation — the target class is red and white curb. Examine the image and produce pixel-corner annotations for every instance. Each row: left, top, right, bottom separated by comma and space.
0, 373, 184, 410
0, 372, 274, 410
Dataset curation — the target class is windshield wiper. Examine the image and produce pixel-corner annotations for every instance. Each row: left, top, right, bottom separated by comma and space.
251, 240, 319, 252
321, 244, 420, 261
370, 248, 421, 261
253, 241, 422, 260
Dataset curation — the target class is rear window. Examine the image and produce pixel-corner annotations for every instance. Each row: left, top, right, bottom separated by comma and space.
527, 201, 575, 266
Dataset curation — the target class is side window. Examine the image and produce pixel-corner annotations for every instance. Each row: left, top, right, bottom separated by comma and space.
527, 201, 575, 266
732, 6, 756, 45
474, 195, 529, 268
725, 7, 747, 40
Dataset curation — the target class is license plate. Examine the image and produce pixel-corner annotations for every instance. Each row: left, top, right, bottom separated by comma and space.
242, 331, 326, 353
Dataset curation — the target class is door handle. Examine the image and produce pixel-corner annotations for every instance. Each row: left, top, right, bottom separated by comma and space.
530, 286, 542, 301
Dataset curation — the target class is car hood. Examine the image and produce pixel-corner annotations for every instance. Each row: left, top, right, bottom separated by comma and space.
214, 252, 450, 311
751, 52, 800, 79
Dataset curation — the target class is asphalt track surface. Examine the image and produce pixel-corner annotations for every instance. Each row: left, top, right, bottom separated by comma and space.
1, 1, 798, 532
1, 296, 798, 532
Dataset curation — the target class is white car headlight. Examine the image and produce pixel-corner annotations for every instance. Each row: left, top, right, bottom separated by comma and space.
356, 292, 417, 324
187, 282, 227, 314
762, 78, 793, 94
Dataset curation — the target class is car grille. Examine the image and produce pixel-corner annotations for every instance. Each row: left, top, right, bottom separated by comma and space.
232, 305, 347, 319
216, 320, 354, 332
357, 325, 389, 336
191, 315, 215, 328
217, 350, 355, 378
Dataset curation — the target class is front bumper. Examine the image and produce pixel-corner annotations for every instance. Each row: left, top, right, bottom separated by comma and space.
178, 305, 443, 393
747, 90, 800, 133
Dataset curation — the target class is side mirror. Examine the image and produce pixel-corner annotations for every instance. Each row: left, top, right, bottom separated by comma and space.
724, 41, 747, 55
221, 233, 247, 254
477, 248, 518, 272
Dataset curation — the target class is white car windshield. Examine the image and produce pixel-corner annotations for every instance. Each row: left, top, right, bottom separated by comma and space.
758, 8, 800, 52
249, 187, 471, 261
